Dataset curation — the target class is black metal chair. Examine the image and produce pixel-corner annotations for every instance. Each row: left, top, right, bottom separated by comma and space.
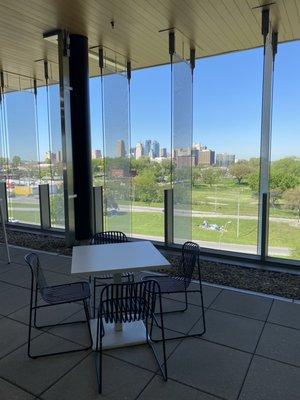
90, 231, 134, 318
95, 280, 167, 393
24, 252, 92, 358
142, 241, 206, 341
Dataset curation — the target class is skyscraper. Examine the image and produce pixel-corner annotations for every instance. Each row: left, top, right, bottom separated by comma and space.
199, 149, 215, 165
92, 149, 102, 159
144, 140, 151, 157
160, 147, 167, 158
135, 142, 143, 159
216, 153, 235, 167
151, 140, 160, 158
116, 140, 126, 157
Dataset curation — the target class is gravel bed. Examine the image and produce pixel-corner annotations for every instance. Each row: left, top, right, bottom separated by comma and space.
1, 229, 299, 300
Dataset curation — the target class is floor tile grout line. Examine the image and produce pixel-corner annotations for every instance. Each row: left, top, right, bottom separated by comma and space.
206, 287, 224, 309
154, 373, 228, 400
37, 350, 92, 398
253, 353, 300, 370
208, 305, 271, 323
134, 373, 157, 400
0, 308, 91, 363
236, 299, 275, 400
0, 331, 46, 362
263, 320, 300, 332
0, 374, 38, 399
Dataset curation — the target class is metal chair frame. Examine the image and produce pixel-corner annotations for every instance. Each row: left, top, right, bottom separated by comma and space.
25, 253, 93, 359
94, 280, 167, 394
143, 241, 206, 341
90, 231, 134, 318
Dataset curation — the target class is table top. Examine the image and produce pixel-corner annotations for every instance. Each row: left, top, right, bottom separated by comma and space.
71, 240, 170, 275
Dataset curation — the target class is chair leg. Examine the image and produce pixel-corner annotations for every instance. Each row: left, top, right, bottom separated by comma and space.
93, 278, 97, 319
155, 290, 189, 315
27, 281, 35, 359
150, 286, 206, 342
27, 300, 92, 358
83, 299, 93, 345
147, 300, 168, 381
95, 314, 103, 394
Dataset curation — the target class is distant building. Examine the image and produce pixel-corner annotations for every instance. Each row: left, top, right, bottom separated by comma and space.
199, 149, 215, 165
130, 147, 136, 158
44, 151, 56, 164
216, 153, 235, 167
135, 142, 143, 159
144, 140, 151, 157
56, 150, 62, 163
174, 147, 196, 168
116, 140, 126, 158
109, 168, 127, 178
191, 149, 200, 165
151, 140, 160, 158
160, 147, 167, 158
92, 149, 102, 159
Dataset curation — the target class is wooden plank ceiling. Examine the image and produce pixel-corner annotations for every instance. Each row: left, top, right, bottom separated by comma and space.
0, 0, 299, 90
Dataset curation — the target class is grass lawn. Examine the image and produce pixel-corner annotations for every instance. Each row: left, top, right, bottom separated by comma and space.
127, 212, 300, 260
7, 188, 300, 260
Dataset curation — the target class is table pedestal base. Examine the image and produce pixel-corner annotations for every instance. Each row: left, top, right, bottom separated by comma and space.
90, 319, 147, 350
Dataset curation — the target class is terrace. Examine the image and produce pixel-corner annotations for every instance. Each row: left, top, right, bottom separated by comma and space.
0, 246, 299, 399
0, 0, 300, 399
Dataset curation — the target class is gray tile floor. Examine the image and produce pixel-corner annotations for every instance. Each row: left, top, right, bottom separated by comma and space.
0, 245, 299, 400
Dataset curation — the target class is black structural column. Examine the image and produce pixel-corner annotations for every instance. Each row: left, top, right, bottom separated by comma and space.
69, 34, 93, 240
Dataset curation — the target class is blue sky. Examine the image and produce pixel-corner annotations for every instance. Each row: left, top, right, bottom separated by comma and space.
3, 40, 299, 162
91, 40, 300, 161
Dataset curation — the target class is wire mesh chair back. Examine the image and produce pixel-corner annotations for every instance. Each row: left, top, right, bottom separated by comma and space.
177, 241, 199, 287
90, 231, 128, 245
24, 253, 48, 291
99, 280, 159, 324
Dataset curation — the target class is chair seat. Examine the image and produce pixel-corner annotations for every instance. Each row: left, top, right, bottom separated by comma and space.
41, 282, 91, 304
95, 272, 134, 280
141, 275, 187, 293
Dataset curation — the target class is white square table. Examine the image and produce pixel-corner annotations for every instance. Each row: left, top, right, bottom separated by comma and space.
71, 241, 170, 349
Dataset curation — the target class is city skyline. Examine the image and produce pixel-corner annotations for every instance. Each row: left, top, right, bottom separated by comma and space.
5, 41, 299, 163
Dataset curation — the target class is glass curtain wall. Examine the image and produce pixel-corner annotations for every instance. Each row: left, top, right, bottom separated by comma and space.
172, 54, 193, 243
90, 76, 104, 187
46, 83, 65, 228
130, 66, 171, 242
268, 41, 300, 260
101, 68, 131, 235
192, 48, 262, 254
3, 82, 40, 225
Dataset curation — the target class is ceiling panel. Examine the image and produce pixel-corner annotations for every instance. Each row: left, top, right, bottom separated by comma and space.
0, 0, 298, 90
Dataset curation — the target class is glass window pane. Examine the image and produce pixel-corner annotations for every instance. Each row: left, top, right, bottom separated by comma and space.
173, 56, 193, 243
268, 41, 300, 260
90, 76, 104, 187
192, 48, 263, 254
102, 71, 131, 235
5, 90, 40, 225
47, 83, 65, 228
131, 65, 171, 242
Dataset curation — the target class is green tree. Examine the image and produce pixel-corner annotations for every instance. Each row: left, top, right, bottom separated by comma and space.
201, 167, 220, 187
270, 170, 297, 192
229, 161, 251, 184
283, 187, 300, 220
12, 156, 21, 167
248, 170, 297, 205
133, 170, 160, 204
272, 157, 300, 176
50, 193, 64, 226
